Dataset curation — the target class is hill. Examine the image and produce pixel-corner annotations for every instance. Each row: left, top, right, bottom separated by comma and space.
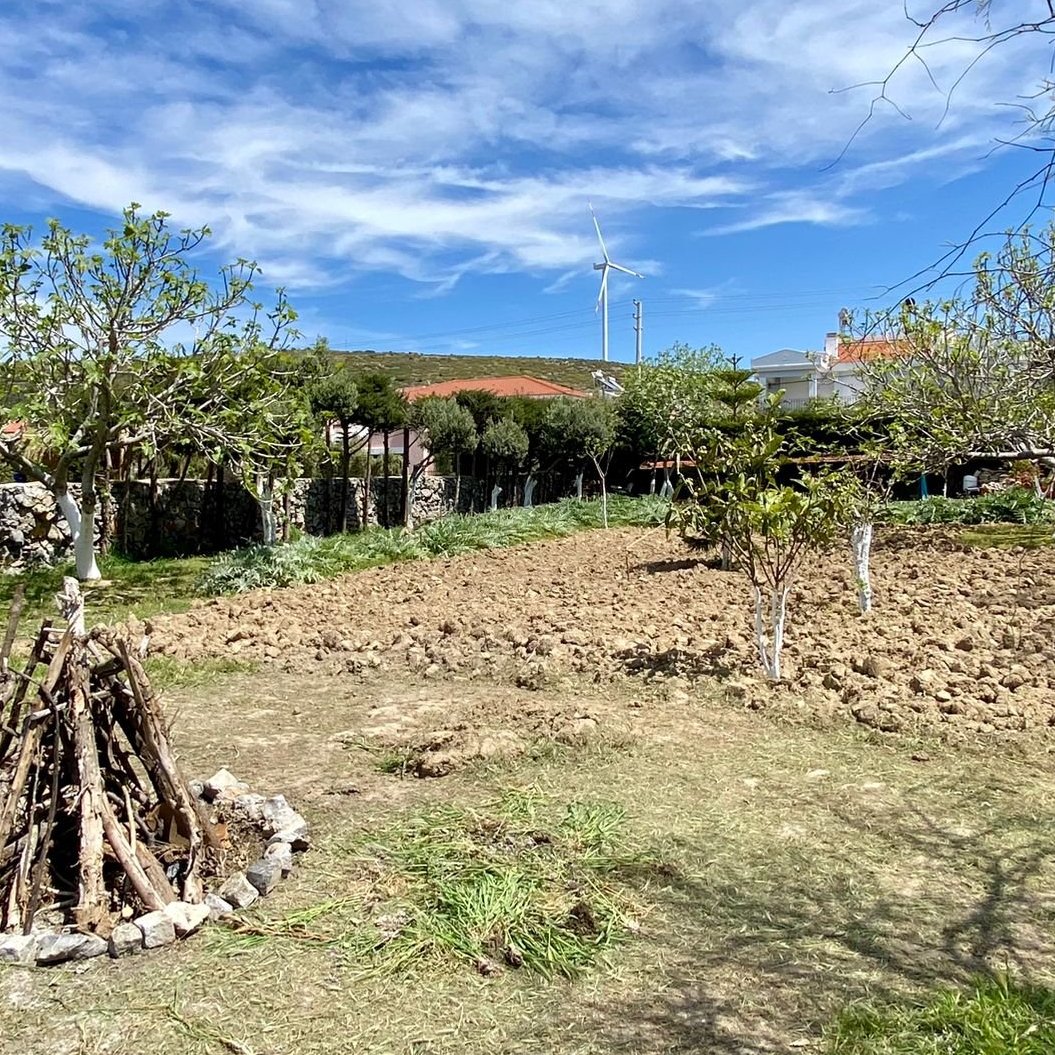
317, 350, 629, 390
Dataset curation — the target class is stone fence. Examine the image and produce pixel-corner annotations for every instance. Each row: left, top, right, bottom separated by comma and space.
0, 476, 485, 569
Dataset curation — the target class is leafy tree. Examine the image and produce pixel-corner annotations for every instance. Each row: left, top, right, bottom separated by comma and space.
506, 397, 552, 507
481, 417, 529, 510
710, 355, 763, 423
307, 363, 358, 534
406, 397, 477, 529
354, 373, 406, 530
544, 398, 618, 525
0, 204, 296, 578
669, 420, 857, 680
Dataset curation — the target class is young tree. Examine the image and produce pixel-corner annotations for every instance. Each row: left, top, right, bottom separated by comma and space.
355, 373, 406, 530
0, 204, 295, 579
544, 398, 618, 525
670, 421, 857, 681
455, 390, 505, 511
405, 397, 477, 529
481, 417, 529, 511
307, 368, 358, 534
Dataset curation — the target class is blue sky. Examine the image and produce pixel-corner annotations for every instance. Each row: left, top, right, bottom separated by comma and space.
0, 0, 1047, 364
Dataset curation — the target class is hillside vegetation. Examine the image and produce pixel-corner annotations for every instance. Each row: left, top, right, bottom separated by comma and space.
309, 349, 626, 389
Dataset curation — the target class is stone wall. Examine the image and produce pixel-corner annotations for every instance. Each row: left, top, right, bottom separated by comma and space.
0, 475, 485, 569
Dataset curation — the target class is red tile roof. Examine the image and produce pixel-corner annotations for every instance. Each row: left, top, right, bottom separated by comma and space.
835, 338, 907, 364
402, 375, 589, 401
0, 421, 24, 440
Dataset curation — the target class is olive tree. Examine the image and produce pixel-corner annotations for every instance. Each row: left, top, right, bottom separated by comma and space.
307, 368, 358, 534
543, 398, 618, 525
481, 417, 529, 511
0, 204, 296, 578
406, 397, 477, 529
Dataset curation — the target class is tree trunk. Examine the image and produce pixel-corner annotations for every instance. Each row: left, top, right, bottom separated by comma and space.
362, 431, 373, 531
489, 484, 502, 512
401, 426, 411, 526
405, 466, 425, 531
339, 426, 351, 535
591, 457, 608, 528
575, 471, 584, 500
523, 475, 536, 508
382, 430, 391, 528
454, 470, 462, 513
753, 584, 789, 681
256, 474, 277, 546
851, 520, 873, 613
56, 492, 101, 582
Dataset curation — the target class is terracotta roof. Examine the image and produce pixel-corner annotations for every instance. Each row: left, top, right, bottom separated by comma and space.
835, 338, 907, 364
0, 421, 24, 440
401, 375, 589, 401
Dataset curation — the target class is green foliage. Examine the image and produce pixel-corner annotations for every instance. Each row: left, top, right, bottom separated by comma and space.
341, 789, 652, 978
354, 372, 408, 434
411, 397, 477, 467
454, 390, 506, 434
307, 371, 358, 425
481, 416, 529, 469
543, 397, 617, 468
197, 496, 668, 594
881, 488, 1055, 525
825, 974, 1055, 1055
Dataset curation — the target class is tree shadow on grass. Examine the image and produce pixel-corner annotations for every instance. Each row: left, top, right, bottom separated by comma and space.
517, 788, 1055, 1054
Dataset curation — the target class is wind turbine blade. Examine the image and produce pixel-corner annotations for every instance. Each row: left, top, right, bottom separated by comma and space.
609, 262, 644, 278
589, 202, 610, 263
595, 264, 609, 311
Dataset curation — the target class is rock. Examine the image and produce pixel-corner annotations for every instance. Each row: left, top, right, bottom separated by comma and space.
204, 893, 234, 920
269, 827, 311, 851
230, 793, 266, 823
219, 872, 259, 909
264, 841, 294, 877
259, 795, 309, 841
108, 922, 144, 958
203, 768, 247, 800
36, 932, 108, 965
134, 910, 177, 949
851, 702, 880, 728
860, 655, 892, 679
0, 933, 38, 965
953, 634, 975, 652
245, 857, 283, 895
162, 901, 211, 937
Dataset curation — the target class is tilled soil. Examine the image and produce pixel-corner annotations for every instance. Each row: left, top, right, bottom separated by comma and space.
143, 526, 1055, 742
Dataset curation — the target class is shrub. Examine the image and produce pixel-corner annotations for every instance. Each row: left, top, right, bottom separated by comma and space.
880, 487, 1055, 526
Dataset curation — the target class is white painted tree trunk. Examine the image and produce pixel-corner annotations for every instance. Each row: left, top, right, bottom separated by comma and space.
489, 484, 502, 512
523, 475, 536, 508
648, 472, 656, 495
753, 584, 789, 681
720, 538, 732, 571
659, 471, 674, 499
851, 520, 873, 613
255, 476, 277, 546
56, 492, 101, 581
574, 471, 583, 500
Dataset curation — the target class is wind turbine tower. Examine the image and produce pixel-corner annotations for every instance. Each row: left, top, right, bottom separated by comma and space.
590, 204, 643, 362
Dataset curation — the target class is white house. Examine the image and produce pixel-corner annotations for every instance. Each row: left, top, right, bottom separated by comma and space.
751, 331, 903, 407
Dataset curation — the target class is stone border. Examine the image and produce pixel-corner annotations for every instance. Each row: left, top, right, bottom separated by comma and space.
0, 769, 308, 968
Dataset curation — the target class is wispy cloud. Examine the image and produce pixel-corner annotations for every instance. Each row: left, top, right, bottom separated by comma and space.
0, 0, 1040, 293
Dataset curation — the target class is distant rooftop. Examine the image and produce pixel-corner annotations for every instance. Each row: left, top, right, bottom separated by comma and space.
402, 375, 589, 401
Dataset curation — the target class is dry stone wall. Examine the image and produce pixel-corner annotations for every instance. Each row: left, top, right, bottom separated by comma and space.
0, 475, 482, 569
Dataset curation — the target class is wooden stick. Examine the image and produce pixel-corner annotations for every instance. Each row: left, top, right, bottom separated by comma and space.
0, 583, 26, 672
23, 683, 63, 933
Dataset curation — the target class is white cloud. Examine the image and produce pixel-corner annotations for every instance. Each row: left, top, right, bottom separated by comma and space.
0, 0, 1043, 290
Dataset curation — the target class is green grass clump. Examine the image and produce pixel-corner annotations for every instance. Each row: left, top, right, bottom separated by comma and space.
826, 975, 1055, 1054
341, 789, 654, 979
881, 488, 1055, 526
198, 496, 668, 595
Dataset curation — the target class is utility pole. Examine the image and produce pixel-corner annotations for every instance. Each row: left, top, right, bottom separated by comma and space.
633, 299, 643, 364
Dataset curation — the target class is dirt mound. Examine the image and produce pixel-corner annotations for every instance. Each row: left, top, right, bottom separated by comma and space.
142, 527, 1055, 742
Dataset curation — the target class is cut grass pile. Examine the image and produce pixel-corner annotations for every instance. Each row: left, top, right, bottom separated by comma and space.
215, 788, 658, 981
198, 495, 668, 594
826, 974, 1055, 1055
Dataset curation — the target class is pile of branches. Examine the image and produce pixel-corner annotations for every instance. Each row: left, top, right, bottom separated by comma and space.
0, 581, 223, 937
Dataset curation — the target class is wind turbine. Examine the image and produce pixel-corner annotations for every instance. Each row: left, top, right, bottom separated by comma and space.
590, 204, 643, 362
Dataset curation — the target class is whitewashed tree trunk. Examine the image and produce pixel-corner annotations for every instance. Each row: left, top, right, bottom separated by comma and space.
523, 475, 536, 508
851, 520, 873, 613
648, 472, 656, 495
56, 492, 101, 581
574, 471, 584, 500
489, 484, 502, 512
752, 584, 789, 681
659, 471, 674, 499
720, 538, 732, 571
255, 475, 277, 546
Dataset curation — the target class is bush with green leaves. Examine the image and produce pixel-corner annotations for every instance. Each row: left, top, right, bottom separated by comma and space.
881, 487, 1055, 526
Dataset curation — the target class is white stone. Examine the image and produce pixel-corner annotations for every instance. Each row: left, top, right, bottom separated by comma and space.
36, 932, 108, 964
204, 893, 234, 920
259, 795, 309, 840
162, 901, 211, 937
134, 910, 176, 949
108, 922, 144, 958
0, 934, 38, 965
204, 768, 248, 801
218, 873, 259, 909
264, 841, 294, 877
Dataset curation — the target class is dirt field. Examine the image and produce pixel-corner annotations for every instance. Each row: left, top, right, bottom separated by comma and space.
147, 525, 1055, 742
4, 525, 1055, 1055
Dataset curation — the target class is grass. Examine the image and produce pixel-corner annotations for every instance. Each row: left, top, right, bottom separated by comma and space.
880, 489, 1055, 527
198, 495, 668, 594
826, 974, 1055, 1054
959, 524, 1055, 549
